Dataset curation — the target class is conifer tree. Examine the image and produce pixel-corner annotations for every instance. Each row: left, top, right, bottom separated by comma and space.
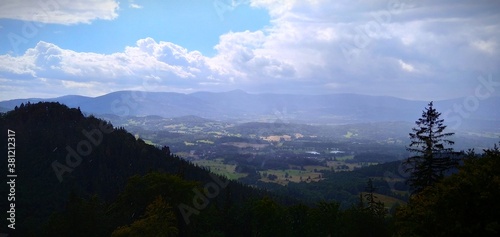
404, 101, 458, 194
364, 179, 386, 218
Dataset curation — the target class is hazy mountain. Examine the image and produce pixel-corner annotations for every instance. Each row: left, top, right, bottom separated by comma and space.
1, 90, 499, 131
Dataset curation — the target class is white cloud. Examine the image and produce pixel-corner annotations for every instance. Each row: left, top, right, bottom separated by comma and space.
128, 0, 142, 9
471, 40, 496, 54
398, 59, 415, 72
240, 0, 500, 98
129, 3, 143, 9
1, 0, 500, 100
0, 0, 119, 25
0, 38, 230, 99
62, 80, 95, 89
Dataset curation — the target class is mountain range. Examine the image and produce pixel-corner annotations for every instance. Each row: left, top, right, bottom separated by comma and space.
1, 90, 499, 131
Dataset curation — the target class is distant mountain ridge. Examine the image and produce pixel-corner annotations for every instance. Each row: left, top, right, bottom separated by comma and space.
1, 90, 499, 130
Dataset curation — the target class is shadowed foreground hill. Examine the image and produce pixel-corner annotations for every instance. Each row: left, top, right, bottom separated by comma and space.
0, 102, 290, 236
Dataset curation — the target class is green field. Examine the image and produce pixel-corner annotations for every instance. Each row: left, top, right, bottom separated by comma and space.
191, 156, 372, 185
343, 131, 358, 138
259, 166, 324, 185
333, 155, 354, 161
361, 192, 406, 208
192, 159, 247, 180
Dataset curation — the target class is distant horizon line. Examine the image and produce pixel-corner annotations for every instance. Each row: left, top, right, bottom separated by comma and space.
1, 89, 475, 102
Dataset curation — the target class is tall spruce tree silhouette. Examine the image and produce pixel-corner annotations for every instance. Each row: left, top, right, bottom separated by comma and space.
404, 101, 458, 194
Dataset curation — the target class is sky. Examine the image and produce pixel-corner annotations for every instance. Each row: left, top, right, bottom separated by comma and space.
0, 0, 499, 101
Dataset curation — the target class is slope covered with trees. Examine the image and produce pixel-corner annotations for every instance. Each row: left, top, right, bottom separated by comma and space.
1, 102, 498, 236
0, 102, 393, 236
395, 147, 500, 236
395, 102, 500, 236
0, 102, 293, 236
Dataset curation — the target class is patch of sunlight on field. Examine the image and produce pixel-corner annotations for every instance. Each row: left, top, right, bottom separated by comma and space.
344, 131, 358, 138
261, 135, 292, 142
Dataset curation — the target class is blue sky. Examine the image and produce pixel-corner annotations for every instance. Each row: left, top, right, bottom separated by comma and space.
0, 0, 499, 101
0, 1, 270, 56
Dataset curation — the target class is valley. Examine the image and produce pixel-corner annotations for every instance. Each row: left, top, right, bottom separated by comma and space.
1, 1, 498, 234
2, 92, 497, 209
96, 112, 499, 208
1, 101, 498, 236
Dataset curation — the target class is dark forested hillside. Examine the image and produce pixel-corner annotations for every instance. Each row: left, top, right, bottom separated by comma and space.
1, 102, 498, 236
0, 102, 293, 236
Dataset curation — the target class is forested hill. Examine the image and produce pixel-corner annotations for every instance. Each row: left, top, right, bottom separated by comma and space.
2, 102, 499, 236
0, 102, 295, 236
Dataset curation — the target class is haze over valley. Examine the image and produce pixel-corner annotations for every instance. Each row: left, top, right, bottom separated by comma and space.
1, 0, 500, 236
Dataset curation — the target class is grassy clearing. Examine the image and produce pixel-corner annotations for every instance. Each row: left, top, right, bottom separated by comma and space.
143, 139, 156, 146
361, 192, 406, 207
134, 134, 157, 146
304, 165, 331, 172
326, 160, 362, 171
344, 131, 357, 138
192, 159, 247, 180
333, 155, 354, 161
259, 167, 323, 185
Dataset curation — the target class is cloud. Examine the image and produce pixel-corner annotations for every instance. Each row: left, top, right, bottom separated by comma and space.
241, 0, 500, 98
62, 80, 95, 89
398, 59, 415, 72
0, 0, 499, 100
128, 0, 142, 9
471, 40, 496, 55
211, 30, 295, 78
0, 38, 231, 99
0, 53, 35, 76
129, 3, 143, 9
0, 0, 119, 25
